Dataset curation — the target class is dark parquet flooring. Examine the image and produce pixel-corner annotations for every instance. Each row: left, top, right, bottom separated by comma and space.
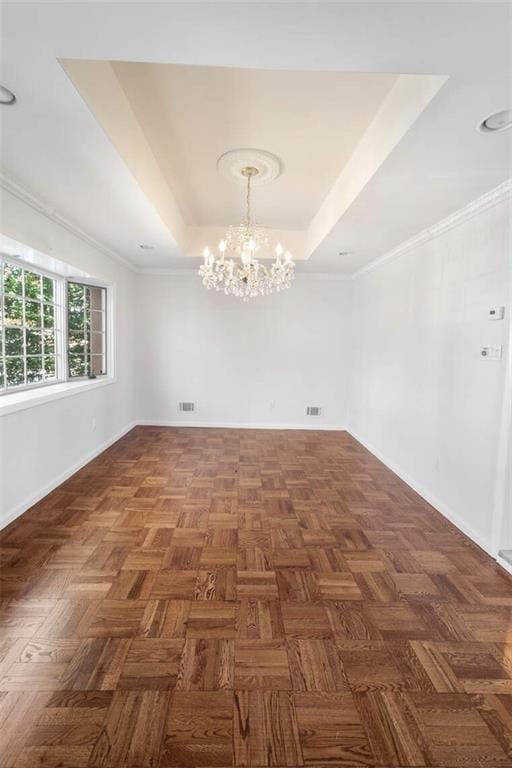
1, 426, 511, 768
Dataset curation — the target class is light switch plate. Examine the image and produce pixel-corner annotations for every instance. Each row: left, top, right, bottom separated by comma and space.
488, 306, 505, 320
481, 345, 503, 360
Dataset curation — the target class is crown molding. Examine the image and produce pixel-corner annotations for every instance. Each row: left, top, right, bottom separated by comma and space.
0, 169, 137, 273
352, 178, 512, 280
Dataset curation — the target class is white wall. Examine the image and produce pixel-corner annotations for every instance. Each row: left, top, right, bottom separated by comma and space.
136, 274, 350, 429
349, 195, 511, 555
0, 189, 136, 526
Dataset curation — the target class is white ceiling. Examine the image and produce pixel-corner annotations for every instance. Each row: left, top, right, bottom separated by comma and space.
1, 2, 510, 273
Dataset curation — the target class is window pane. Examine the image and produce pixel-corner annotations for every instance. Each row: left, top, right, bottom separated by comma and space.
0, 360, 4, 388
43, 330, 55, 355
91, 354, 106, 376
4, 265, 22, 295
24, 271, 41, 300
25, 300, 42, 328
68, 282, 85, 304
90, 331, 104, 355
5, 327, 24, 356
4, 296, 23, 326
68, 309, 85, 331
43, 303, 54, 329
42, 276, 54, 302
6, 357, 24, 387
90, 286, 104, 311
27, 356, 44, 383
68, 354, 86, 377
26, 329, 43, 355
44, 355, 56, 379
91, 310, 104, 334
68, 329, 86, 355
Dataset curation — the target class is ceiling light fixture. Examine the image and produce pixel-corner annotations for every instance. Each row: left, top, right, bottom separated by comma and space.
199, 158, 295, 301
478, 108, 512, 133
0, 85, 16, 105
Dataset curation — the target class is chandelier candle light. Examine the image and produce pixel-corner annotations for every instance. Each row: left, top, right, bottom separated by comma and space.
199, 165, 295, 300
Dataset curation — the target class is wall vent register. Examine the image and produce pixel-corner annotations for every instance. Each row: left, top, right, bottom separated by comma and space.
179, 401, 195, 412
307, 406, 322, 416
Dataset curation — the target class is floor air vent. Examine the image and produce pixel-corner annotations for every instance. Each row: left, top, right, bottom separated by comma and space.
307, 406, 322, 416
179, 402, 195, 412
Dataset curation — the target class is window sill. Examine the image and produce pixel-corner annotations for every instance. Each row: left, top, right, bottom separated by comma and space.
0, 377, 117, 417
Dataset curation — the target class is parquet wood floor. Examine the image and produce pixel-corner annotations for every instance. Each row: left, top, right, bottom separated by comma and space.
1, 426, 512, 768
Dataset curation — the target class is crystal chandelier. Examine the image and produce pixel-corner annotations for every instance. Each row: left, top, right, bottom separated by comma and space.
199, 166, 295, 300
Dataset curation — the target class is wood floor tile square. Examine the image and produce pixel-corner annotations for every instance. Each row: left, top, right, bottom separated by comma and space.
194, 568, 237, 601
162, 690, 233, 766
294, 691, 374, 765
121, 549, 166, 571
117, 639, 184, 690
186, 602, 236, 638
282, 602, 332, 639
199, 547, 237, 568
81, 600, 148, 638
411, 691, 511, 767
276, 570, 318, 601
366, 603, 430, 640
162, 546, 202, 571
236, 599, 285, 640
150, 572, 197, 600
235, 640, 291, 689
237, 571, 279, 599
316, 572, 363, 600
90, 689, 170, 767
176, 638, 233, 690
62, 637, 131, 690
233, 690, 303, 766
271, 549, 311, 568
288, 638, 349, 691
338, 640, 407, 692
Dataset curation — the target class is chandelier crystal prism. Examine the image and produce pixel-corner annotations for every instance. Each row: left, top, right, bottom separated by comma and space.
198, 165, 295, 300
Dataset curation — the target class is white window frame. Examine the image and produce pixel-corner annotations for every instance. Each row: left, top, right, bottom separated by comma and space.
0, 254, 112, 396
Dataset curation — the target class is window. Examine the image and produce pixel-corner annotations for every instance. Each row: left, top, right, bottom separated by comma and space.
67, 282, 107, 378
0, 255, 109, 394
0, 261, 59, 391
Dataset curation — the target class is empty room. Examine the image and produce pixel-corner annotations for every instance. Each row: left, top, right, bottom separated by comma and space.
1, 2, 511, 766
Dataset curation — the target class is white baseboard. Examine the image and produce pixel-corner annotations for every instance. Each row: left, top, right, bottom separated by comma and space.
137, 420, 347, 431
347, 428, 493, 558
497, 553, 512, 577
1, 421, 136, 531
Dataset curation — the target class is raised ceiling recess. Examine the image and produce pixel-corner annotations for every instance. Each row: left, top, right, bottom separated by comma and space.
61, 59, 446, 264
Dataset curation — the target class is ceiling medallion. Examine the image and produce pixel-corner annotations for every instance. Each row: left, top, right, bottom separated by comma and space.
199, 150, 294, 301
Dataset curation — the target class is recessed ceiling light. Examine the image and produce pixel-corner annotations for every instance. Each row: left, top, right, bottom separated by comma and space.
139, 244, 154, 250
478, 108, 512, 133
0, 85, 16, 105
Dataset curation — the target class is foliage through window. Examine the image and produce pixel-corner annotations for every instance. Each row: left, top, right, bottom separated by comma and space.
0, 261, 58, 390
67, 282, 107, 378
0, 256, 109, 394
